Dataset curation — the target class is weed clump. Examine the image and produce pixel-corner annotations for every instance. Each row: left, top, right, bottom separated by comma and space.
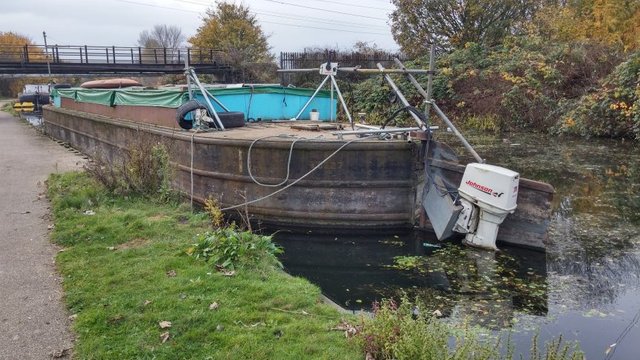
355, 297, 584, 360
204, 196, 225, 228
85, 136, 174, 200
188, 227, 282, 270
356, 298, 500, 360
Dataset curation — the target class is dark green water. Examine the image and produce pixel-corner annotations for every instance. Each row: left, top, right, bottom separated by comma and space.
275, 133, 640, 359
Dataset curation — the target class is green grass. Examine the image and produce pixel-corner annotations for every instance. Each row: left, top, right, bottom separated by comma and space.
48, 172, 360, 359
1, 101, 18, 116
48, 172, 582, 359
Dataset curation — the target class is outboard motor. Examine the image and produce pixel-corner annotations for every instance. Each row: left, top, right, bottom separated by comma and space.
424, 163, 519, 250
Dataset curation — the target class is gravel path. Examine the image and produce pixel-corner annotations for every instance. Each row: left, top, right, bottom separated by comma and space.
0, 108, 84, 359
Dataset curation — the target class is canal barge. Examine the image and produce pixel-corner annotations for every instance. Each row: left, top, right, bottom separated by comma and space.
43, 71, 554, 251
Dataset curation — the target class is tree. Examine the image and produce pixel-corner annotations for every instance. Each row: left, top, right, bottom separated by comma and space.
0, 31, 44, 61
137, 24, 185, 49
189, 2, 274, 81
534, 0, 640, 50
389, 0, 537, 55
0, 32, 48, 97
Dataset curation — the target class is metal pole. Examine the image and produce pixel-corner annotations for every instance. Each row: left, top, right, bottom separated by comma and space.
42, 31, 51, 78
393, 54, 434, 123
376, 63, 426, 129
188, 68, 224, 130
329, 75, 354, 129
185, 56, 193, 101
293, 75, 330, 120
330, 77, 334, 122
425, 43, 436, 121
430, 102, 483, 163
393, 58, 430, 109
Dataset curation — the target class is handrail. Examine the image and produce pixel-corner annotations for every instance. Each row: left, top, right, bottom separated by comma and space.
0, 44, 226, 65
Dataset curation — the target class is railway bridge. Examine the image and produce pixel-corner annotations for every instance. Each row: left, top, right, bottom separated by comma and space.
0, 44, 233, 77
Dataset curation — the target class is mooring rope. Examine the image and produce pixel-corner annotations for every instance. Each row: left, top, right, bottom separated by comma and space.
247, 134, 322, 187
221, 135, 373, 211
190, 127, 202, 211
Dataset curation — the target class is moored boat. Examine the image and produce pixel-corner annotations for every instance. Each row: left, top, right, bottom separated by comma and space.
44, 68, 554, 251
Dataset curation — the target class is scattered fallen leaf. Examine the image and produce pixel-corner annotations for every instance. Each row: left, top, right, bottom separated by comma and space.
47, 224, 55, 230
366, 352, 375, 360
160, 331, 170, 343
216, 325, 224, 332
222, 270, 235, 277
159, 321, 172, 329
83, 210, 95, 216
68, 314, 77, 321
331, 320, 359, 338
143, 300, 152, 306
50, 348, 70, 359
107, 247, 116, 251
166, 270, 177, 277
433, 309, 443, 317
209, 302, 219, 310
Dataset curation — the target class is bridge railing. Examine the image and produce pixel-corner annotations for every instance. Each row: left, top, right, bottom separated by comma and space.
0, 44, 226, 65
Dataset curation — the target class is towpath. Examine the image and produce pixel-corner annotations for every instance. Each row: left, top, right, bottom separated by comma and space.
0, 106, 83, 359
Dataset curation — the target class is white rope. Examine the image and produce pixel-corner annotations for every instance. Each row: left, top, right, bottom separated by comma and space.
190, 128, 201, 211
247, 134, 321, 187
221, 135, 373, 211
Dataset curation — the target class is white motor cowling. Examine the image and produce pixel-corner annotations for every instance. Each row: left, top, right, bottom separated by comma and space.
455, 163, 519, 250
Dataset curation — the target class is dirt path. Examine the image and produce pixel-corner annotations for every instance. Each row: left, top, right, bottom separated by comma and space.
0, 108, 84, 359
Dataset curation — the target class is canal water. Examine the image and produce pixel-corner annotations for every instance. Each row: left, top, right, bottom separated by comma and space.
274, 133, 640, 359
20, 112, 43, 127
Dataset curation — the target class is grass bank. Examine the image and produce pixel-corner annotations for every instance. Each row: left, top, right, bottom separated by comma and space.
47, 172, 360, 359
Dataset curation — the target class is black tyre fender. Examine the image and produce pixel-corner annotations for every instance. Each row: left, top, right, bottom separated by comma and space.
176, 100, 205, 130
18, 94, 36, 103
214, 111, 245, 128
176, 100, 245, 129
37, 94, 50, 105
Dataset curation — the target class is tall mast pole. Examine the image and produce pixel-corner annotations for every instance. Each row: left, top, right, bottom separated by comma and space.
42, 31, 52, 79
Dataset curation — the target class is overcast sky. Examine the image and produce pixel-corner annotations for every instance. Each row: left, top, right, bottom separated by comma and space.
1, 0, 398, 56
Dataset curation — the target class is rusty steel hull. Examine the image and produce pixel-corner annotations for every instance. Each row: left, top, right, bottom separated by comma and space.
42, 106, 554, 250
43, 106, 419, 231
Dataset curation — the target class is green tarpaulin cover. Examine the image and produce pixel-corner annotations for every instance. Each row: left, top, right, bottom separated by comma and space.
52, 85, 331, 108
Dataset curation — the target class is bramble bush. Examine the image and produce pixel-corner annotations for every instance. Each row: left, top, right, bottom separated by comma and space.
348, 36, 634, 138
555, 51, 640, 139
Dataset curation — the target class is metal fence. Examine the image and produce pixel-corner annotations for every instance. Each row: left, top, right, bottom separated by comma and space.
280, 50, 408, 70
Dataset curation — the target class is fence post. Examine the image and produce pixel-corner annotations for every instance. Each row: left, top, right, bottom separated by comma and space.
105, 47, 109, 64
79, 47, 83, 64
130, 48, 134, 64
84, 45, 88, 63
177, 49, 181, 64
187, 48, 191, 66
138, 47, 142, 64
23, 44, 29, 63
163, 47, 167, 64
112, 46, 116, 63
